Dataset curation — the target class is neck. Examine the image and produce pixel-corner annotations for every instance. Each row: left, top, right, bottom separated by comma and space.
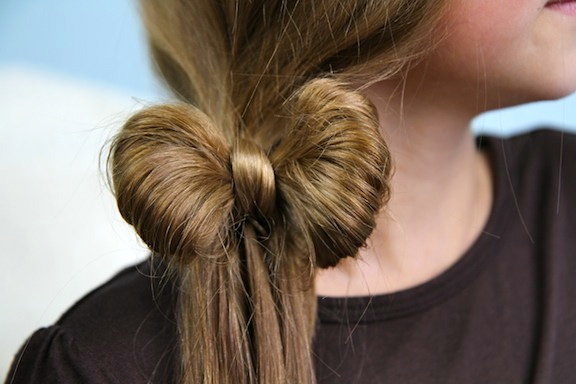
315, 79, 493, 297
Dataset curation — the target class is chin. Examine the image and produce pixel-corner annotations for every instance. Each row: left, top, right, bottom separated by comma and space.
493, 77, 576, 109
525, 82, 576, 104
531, 58, 576, 101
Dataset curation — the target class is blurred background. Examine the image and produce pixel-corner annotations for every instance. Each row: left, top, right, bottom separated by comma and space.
1, 0, 576, 378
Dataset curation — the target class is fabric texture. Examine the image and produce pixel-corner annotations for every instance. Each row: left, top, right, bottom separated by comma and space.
6, 129, 576, 384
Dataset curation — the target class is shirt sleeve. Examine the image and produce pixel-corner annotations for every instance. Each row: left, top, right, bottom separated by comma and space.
5, 326, 116, 384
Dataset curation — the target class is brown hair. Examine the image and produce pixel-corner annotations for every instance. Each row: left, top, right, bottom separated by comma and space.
109, 1, 447, 383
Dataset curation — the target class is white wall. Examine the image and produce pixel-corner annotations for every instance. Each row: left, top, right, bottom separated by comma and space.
0, 67, 151, 378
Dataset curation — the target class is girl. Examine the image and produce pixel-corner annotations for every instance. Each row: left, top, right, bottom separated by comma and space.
7, 0, 576, 383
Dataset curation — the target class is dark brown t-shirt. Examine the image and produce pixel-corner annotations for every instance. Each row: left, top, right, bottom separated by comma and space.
6, 130, 576, 383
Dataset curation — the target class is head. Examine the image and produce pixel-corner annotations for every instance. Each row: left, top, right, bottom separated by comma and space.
379, 0, 576, 116
109, 1, 449, 383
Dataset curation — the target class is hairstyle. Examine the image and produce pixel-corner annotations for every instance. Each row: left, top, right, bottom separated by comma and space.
109, 1, 448, 383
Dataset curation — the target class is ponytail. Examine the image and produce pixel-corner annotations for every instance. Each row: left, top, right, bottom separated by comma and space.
110, 1, 447, 382
109, 78, 390, 383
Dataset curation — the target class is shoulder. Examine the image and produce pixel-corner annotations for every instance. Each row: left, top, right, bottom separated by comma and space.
480, 128, 576, 159
6, 259, 178, 384
482, 128, 576, 166
480, 128, 576, 193
477, 128, 576, 250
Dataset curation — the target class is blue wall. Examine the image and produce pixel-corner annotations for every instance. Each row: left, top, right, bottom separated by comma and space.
0, 0, 160, 97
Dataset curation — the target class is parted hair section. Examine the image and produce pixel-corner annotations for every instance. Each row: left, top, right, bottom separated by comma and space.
108, 1, 448, 383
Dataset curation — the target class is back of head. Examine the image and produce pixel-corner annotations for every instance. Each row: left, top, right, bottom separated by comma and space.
109, 1, 447, 383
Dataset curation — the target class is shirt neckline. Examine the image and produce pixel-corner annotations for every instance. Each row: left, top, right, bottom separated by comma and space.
317, 134, 512, 324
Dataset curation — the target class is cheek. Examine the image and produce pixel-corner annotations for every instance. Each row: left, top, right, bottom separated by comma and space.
409, 0, 576, 107
429, 1, 553, 94
529, 14, 576, 97
471, 4, 576, 99
442, 1, 538, 62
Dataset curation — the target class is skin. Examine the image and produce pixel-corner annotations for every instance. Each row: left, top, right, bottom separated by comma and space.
428, 0, 576, 108
316, 0, 576, 296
